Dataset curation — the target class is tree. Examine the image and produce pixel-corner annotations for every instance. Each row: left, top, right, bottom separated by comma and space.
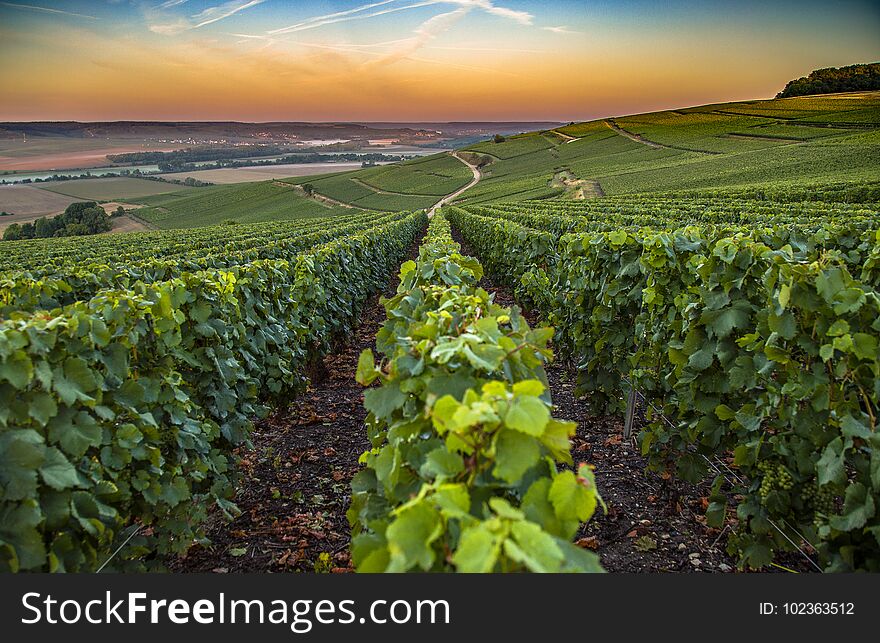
34, 216, 56, 238
777, 62, 880, 98
113, 206, 126, 217
493, 134, 506, 144
303, 183, 315, 196
2, 201, 111, 242
2, 223, 22, 241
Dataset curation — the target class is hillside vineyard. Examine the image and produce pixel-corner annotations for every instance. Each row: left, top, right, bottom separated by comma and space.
0, 92, 878, 573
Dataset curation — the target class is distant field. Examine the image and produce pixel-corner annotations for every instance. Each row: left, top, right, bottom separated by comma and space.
108, 214, 150, 233
0, 185, 79, 232
158, 162, 375, 184
0, 137, 175, 171
135, 181, 351, 228
0, 186, 156, 234
38, 177, 194, 201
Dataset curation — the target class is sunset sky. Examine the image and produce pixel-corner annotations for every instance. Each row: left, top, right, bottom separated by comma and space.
1, 0, 879, 121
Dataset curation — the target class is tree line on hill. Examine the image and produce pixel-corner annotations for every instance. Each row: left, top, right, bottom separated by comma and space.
2, 202, 112, 241
1, 170, 213, 187
777, 62, 880, 98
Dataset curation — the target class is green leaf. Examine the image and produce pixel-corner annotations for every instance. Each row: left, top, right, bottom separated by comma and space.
115, 424, 143, 449
734, 406, 761, 432
488, 497, 524, 521
114, 379, 144, 409
355, 350, 378, 385
430, 395, 460, 433
101, 342, 128, 380
363, 383, 407, 420
494, 429, 540, 484
28, 392, 58, 426
351, 532, 390, 572
852, 333, 878, 361
826, 319, 850, 337
763, 345, 790, 363
0, 500, 46, 570
512, 380, 545, 396
703, 305, 750, 340
0, 430, 45, 501
829, 484, 875, 532
740, 541, 772, 569
521, 478, 577, 539
556, 538, 604, 573
386, 503, 441, 571
539, 419, 574, 464
504, 395, 550, 436
840, 415, 872, 440
687, 347, 714, 371
431, 483, 470, 519
0, 351, 33, 388
505, 520, 564, 572
816, 268, 845, 304
607, 230, 627, 246
160, 476, 191, 506
50, 410, 101, 458
778, 283, 791, 309
817, 437, 846, 486
53, 357, 98, 405
420, 447, 464, 481
427, 374, 477, 402
768, 311, 796, 340
463, 344, 506, 371
871, 437, 880, 490
549, 469, 597, 522
39, 447, 80, 491
714, 404, 735, 421
452, 523, 499, 573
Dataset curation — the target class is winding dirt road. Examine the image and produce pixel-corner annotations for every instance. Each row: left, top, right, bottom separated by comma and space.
429, 152, 481, 216
550, 129, 578, 143
604, 119, 665, 149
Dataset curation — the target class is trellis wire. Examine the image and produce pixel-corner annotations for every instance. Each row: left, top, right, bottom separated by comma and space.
619, 375, 823, 573
95, 524, 142, 574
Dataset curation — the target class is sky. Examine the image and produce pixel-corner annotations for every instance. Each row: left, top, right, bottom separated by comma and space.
0, 0, 878, 122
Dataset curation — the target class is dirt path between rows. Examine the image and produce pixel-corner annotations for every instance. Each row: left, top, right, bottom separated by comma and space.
350, 176, 442, 198
549, 129, 578, 143
724, 133, 804, 143
285, 182, 363, 210
171, 234, 423, 573
605, 120, 723, 155
604, 119, 666, 149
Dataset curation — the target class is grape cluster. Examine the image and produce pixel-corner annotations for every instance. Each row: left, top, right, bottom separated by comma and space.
757, 461, 793, 499
802, 483, 837, 519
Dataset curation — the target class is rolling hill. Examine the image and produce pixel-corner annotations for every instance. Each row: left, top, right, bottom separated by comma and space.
113, 91, 880, 229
